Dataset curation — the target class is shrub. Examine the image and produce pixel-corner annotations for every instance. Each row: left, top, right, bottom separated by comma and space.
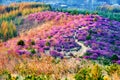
30, 49, 36, 54
110, 54, 119, 61
24, 74, 51, 80
46, 42, 50, 46
31, 40, 35, 45
105, 64, 120, 75
91, 64, 103, 80
0, 71, 12, 80
75, 64, 103, 80
14, 18, 23, 26
17, 40, 25, 46
93, 17, 98, 22
8, 21, 17, 37
86, 35, 91, 40
84, 52, 92, 56
0, 21, 8, 38
75, 67, 91, 80
97, 57, 112, 65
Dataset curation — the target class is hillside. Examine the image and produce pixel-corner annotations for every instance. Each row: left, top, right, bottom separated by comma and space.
0, 2, 120, 80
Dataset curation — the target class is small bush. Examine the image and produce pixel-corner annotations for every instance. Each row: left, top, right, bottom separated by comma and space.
105, 64, 120, 75
86, 35, 91, 40
93, 17, 98, 22
14, 18, 23, 25
30, 49, 36, 54
97, 57, 112, 65
31, 40, 35, 45
24, 74, 51, 80
75, 64, 103, 80
111, 54, 119, 61
17, 40, 25, 46
75, 67, 91, 80
46, 42, 50, 46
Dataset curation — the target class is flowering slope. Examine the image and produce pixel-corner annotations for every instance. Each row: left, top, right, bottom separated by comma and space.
1, 11, 120, 64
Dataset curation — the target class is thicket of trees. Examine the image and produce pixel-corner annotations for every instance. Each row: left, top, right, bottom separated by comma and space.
0, 21, 17, 41
0, 2, 51, 41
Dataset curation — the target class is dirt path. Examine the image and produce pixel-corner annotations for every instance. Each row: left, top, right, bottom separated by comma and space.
75, 40, 90, 56
73, 26, 91, 57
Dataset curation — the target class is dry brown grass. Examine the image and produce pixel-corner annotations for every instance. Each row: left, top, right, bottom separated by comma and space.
0, 52, 81, 79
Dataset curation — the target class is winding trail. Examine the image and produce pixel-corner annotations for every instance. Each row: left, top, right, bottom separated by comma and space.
73, 26, 91, 57
75, 39, 90, 57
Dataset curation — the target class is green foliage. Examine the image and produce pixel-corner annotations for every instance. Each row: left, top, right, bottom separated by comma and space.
30, 49, 36, 54
5, 6, 18, 13
0, 20, 17, 41
110, 54, 119, 61
93, 17, 98, 21
52, 58, 61, 64
97, 5, 120, 13
75, 67, 91, 80
27, 48, 36, 54
0, 70, 51, 80
31, 40, 35, 45
14, 18, 23, 26
30, 3, 51, 9
75, 64, 104, 80
48, 36, 52, 39
91, 64, 103, 80
23, 74, 51, 80
46, 42, 50, 46
17, 12, 22, 16
105, 64, 120, 75
0, 3, 51, 14
86, 35, 91, 40
84, 52, 91, 56
69, 10, 79, 15
55, 8, 80, 15
8, 21, 17, 38
55, 8, 120, 22
0, 3, 52, 41
17, 40, 25, 46
0, 70, 13, 80
85, 11, 90, 15
97, 57, 112, 65
0, 62, 120, 80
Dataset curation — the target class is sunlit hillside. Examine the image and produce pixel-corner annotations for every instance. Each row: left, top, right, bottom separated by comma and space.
0, 1, 120, 80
